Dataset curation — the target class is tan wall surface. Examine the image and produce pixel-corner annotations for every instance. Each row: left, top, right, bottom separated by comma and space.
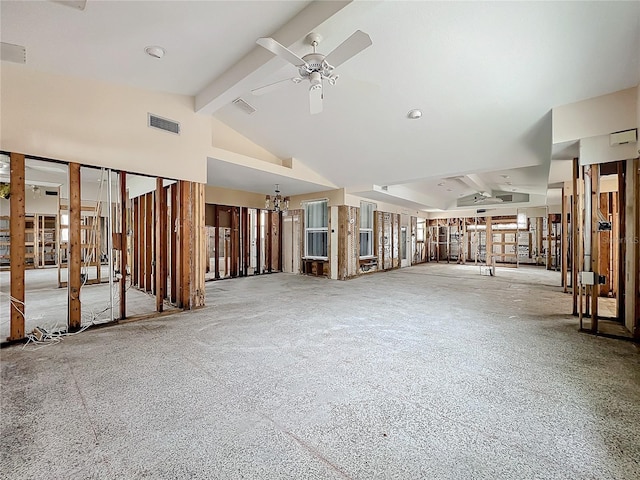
1, 64, 210, 182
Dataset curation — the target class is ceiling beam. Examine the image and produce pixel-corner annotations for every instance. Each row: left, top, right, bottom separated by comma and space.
195, 1, 352, 114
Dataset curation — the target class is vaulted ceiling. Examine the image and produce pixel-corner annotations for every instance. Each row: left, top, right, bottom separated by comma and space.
2, 0, 639, 212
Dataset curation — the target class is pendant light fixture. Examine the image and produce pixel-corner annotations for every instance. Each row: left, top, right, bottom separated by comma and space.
265, 184, 289, 213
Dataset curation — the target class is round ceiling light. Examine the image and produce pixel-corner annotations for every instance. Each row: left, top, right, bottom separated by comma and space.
145, 46, 165, 59
407, 109, 422, 119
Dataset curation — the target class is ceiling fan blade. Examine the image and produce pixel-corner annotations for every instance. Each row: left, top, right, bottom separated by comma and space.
256, 37, 308, 68
309, 85, 323, 115
324, 30, 372, 68
251, 77, 301, 96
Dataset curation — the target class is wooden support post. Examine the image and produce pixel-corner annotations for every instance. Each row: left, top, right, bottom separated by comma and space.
486, 216, 493, 266
179, 181, 192, 308
572, 158, 579, 315
170, 183, 178, 303
138, 196, 145, 288
68, 162, 82, 332
278, 212, 283, 272
256, 210, 262, 274
562, 187, 568, 292
213, 205, 220, 279
9, 153, 26, 340
617, 161, 626, 321
132, 197, 139, 288
190, 182, 206, 308
599, 192, 610, 297
243, 207, 249, 276
145, 192, 153, 292
546, 214, 552, 270
266, 211, 273, 273
590, 164, 599, 332
231, 207, 239, 277
536, 217, 543, 266
155, 179, 167, 312
119, 172, 127, 320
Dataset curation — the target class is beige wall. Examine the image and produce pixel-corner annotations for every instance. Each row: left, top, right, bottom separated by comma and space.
212, 118, 282, 166
288, 189, 345, 209
552, 86, 638, 144
1, 64, 210, 182
205, 185, 266, 209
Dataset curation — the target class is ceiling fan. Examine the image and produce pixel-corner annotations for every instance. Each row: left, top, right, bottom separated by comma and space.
253, 30, 372, 114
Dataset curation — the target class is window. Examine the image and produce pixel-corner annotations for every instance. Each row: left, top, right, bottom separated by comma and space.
304, 200, 328, 259
360, 201, 375, 258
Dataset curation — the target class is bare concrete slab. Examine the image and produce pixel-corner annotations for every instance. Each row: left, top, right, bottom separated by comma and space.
2, 264, 639, 479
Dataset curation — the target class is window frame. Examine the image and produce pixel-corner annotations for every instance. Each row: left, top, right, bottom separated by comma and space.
359, 201, 376, 259
304, 200, 328, 260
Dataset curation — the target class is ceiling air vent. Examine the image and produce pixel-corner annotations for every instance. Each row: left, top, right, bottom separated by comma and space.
495, 194, 513, 202
148, 113, 180, 135
232, 98, 257, 115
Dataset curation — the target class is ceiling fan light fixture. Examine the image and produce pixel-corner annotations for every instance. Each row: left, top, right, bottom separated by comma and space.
407, 109, 422, 119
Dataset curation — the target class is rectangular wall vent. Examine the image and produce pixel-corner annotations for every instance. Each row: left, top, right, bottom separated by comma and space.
610, 129, 637, 146
45, 190, 58, 196
148, 113, 180, 135
232, 98, 257, 115
1, 42, 26, 64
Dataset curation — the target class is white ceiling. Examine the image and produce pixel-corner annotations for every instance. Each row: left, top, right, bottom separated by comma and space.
1, 1, 639, 211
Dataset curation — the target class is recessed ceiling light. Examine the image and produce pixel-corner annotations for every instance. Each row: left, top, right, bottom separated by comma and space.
145, 46, 165, 59
501, 174, 510, 179
407, 109, 422, 119
506, 182, 512, 185
446, 188, 452, 192
437, 182, 445, 187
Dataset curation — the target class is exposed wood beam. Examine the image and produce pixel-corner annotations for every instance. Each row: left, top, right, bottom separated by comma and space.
572, 157, 579, 315
9, 153, 25, 340
145, 193, 153, 292
155, 179, 167, 312
170, 183, 178, 303
119, 172, 127, 320
561, 188, 569, 293
68, 162, 82, 332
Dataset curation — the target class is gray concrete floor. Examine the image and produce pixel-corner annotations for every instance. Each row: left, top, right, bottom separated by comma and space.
0, 268, 177, 339
1, 263, 639, 479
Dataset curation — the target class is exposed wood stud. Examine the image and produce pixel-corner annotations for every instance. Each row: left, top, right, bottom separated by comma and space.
561, 187, 568, 292
590, 163, 599, 332
155, 179, 167, 312
572, 157, 579, 315
145, 192, 153, 292
170, 183, 178, 304
119, 172, 127, 319
9, 153, 26, 340
68, 162, 82, 332
214, 205, 220, 279
179, 181, 192, 308
486, 216, 493, 266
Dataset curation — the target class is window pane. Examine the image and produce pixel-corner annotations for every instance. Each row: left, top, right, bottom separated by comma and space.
305, 200, 327, 228
360, 231, 373, 257
360, 202, 374, 229
306, 231, 327, 257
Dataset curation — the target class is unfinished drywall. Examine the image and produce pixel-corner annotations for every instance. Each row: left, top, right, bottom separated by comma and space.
1, 64, 210, 182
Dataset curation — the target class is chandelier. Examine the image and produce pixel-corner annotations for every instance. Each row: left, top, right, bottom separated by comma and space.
265, 184, 290, 213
